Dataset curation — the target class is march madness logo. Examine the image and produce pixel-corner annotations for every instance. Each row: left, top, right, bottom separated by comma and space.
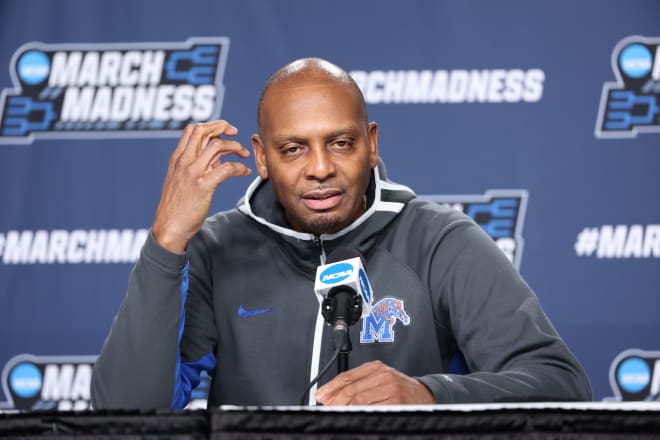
423, 190, 528, 269
607, 349, 660, 401
0, 37, 229, 144
1, 354, 96, 410
0, 354, 212, 411
595, 36, 660, 138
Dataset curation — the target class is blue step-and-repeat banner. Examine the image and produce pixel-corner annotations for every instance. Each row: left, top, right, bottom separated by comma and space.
0, 0, 658, 410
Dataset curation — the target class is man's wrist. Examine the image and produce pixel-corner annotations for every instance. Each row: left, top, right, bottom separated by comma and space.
415, 378, 437, 404
152, 227, 188, 254
142, 230, 189, 272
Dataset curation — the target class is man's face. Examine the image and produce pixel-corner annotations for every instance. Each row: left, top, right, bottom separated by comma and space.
252, 80, 379, 235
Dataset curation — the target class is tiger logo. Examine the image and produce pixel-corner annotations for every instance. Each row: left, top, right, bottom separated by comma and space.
360, 297, 411, 343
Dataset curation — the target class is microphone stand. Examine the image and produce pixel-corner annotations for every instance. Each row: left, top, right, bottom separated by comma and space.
323, 288, 362, 375
333, 319, 352, 374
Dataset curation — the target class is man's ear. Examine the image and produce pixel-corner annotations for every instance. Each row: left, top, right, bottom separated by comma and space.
367, 122, 380, 169
251, 134, 269, 179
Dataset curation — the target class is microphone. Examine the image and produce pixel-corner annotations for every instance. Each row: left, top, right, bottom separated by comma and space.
299, 248, 375, 404
314, 248, 374, 368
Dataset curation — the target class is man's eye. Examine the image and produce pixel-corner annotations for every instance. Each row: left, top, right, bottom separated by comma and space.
334, 140, 351, 148
284, 145, 301, 155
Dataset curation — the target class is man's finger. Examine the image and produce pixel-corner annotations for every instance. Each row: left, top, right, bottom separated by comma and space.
169, 123, 198, 168
316, 361, 384, 401
325, 381, 397, 406
318, 362, 435, 406
321, 374, 390, 405
179, 120, 238, 162
196, 137, 250, 172
318, 364, 391, 405
207, 161, 252, 187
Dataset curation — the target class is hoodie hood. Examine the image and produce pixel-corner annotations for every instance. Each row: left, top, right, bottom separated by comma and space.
237, 160, 416, 246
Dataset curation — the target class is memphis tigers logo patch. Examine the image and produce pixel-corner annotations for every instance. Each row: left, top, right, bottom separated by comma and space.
595, 35, 660, 138
423, 190, 528, 269
360, 297, 411, 344
0, 37, 229, 144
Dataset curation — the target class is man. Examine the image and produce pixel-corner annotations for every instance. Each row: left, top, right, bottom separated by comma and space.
91, 58, 591, 409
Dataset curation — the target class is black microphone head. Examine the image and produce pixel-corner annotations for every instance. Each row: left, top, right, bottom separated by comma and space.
326, 247, 366, 268
321, 247, 369, 330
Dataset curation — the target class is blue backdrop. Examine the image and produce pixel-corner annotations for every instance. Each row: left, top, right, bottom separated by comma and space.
1, 0, 659, 410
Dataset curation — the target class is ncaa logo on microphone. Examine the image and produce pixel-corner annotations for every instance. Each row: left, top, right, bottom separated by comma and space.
319, 263, 353, 284
314, 257, 373, 317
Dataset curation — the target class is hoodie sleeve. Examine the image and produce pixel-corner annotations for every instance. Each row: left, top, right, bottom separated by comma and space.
91, 231, 217, 409
417, 220, 592, 403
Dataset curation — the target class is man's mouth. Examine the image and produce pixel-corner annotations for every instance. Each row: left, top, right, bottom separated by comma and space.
302, 190, 343, 211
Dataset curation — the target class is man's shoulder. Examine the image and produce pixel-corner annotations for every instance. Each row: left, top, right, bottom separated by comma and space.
402, 197, 474, 226
386, 197, 481, 246
190, 207, 255, 248
201, 208, 251, 233
374, 197, 476, 248
207, 207, 245, 223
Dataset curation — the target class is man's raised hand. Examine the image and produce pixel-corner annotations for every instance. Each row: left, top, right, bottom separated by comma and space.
152, 120, 252, 253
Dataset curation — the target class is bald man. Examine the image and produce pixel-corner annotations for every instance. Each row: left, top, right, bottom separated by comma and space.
91, 58, 591, 409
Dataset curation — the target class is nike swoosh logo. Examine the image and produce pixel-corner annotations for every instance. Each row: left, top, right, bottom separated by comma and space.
237, 304, 275, 318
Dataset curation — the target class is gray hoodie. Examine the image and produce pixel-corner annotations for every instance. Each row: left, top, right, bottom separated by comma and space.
91, 164, 591, 408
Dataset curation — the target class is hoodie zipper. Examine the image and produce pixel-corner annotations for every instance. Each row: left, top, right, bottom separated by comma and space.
313, 235, 326, 265
308, 234, 326, 405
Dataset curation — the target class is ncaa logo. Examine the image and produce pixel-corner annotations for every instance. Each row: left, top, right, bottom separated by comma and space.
8, 362, 42, 398
618, 357, 650, 393
319, 262, 353, 284
607, 349, 660, 401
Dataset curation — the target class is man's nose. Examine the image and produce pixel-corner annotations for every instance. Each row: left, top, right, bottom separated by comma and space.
305, 145, 336, 180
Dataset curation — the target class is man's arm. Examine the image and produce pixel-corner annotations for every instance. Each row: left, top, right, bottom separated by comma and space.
418, 221, 592, 403
91, 232, 187, 408
316, 219, 591, 405
91, 121, 252, 409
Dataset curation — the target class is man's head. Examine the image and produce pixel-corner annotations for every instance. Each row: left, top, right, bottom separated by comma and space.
252, 58, 379, 235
